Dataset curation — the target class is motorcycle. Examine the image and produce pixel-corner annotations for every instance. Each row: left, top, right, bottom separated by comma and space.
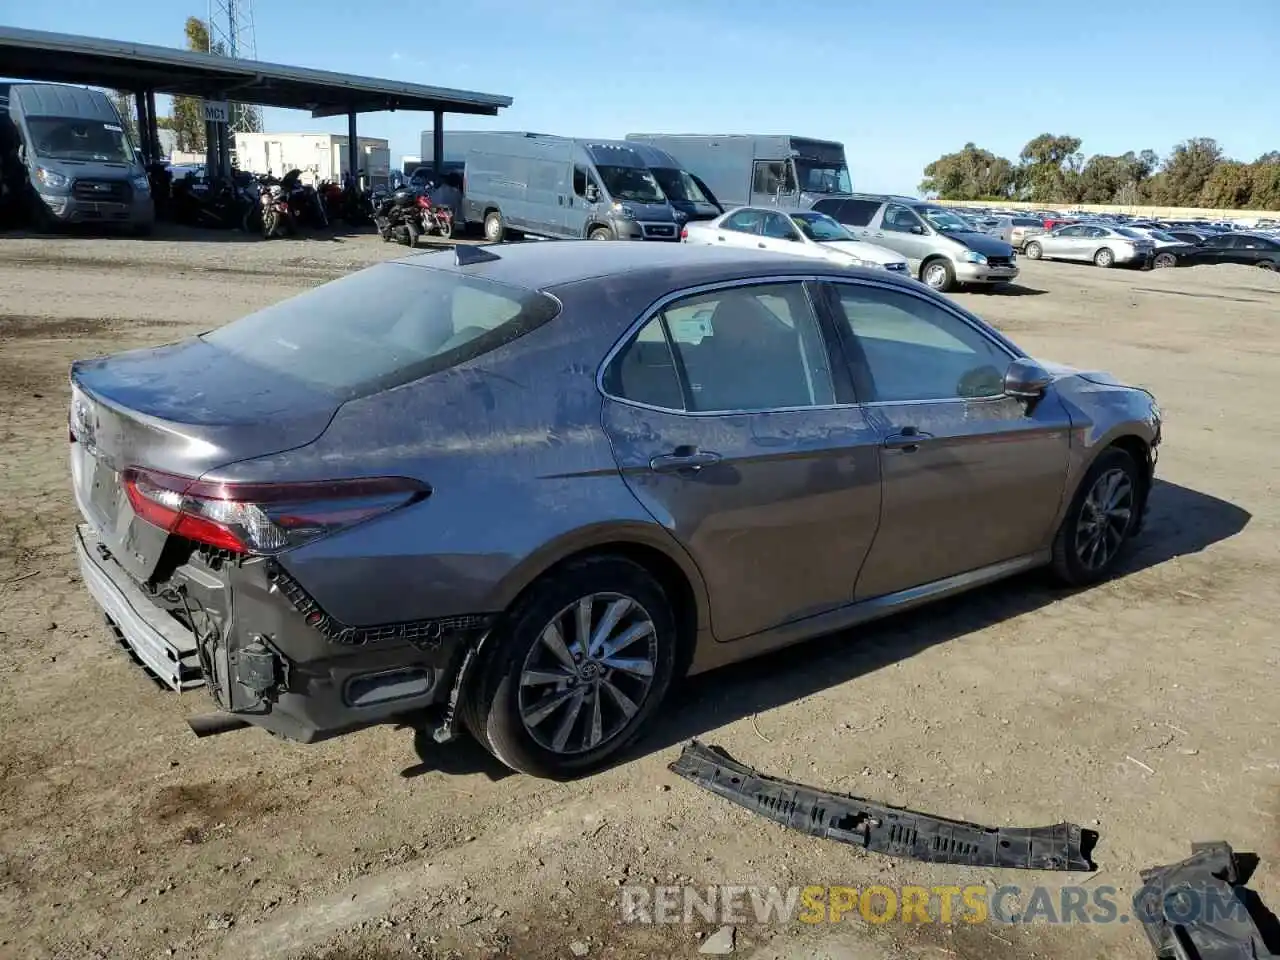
281, 169, 328, 229
259, 176, 294, 239
374, 186, 428, 246
421, 198, 454, 240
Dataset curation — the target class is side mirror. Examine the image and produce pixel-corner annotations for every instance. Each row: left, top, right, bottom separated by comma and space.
1004, 358, 1053, 400
585, 185, 599, 202
909, 224, 924, 235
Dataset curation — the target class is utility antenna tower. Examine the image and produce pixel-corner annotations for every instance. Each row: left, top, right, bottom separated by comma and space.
207, 0, 261, 133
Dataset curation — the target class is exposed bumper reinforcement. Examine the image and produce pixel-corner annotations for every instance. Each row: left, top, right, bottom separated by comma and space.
75, 524, 203, 691
670, 741, 1096, 871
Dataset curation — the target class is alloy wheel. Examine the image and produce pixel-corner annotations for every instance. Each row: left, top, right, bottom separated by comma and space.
1074, 467, 1134, 572
517, 593, 658, 755
924, 263, 948, 288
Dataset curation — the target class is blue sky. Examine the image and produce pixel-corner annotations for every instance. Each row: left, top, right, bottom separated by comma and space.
5, 0, 1277, 193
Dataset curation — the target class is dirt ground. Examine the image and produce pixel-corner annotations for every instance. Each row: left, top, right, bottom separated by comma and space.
1, 226, 1277, 960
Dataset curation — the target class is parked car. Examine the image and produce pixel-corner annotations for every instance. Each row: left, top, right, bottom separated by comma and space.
69, 242, 1162, 778
682, 206, 909, 273
812, 194, 1019, 292
1123, 228, 1197, 268
1163, 229, 1210, 247
1160, 232, 1280, 270
1023, 224, 1154, 269
988, 215, 1048, 251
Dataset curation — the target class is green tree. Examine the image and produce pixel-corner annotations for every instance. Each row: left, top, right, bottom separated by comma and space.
920, 142, 1016, 200
1155, 138, 1223, 206
169, 16, 212, 153
1017, 133, 1085, 203
1198, 160, 1253, 209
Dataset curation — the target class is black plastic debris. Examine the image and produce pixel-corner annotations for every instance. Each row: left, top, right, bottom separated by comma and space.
669, 740, 1096, 871
1134, 842, 1279, 959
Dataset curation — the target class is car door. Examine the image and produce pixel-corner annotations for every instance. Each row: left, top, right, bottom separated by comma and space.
600, 279, 883, 641
1040, 224, 1082, 259
818, 280, 1073, 599
565, 163, 598, 237
1190, 233, 1235, 263
873, 203, 933, 268
759, 211, 814, 257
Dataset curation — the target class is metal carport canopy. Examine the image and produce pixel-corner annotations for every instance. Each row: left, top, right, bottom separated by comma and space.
0, 26, 512, 117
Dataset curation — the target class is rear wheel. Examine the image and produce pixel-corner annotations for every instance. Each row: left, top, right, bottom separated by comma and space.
462, 555, 677, 778
1050, 447, 1142, 586
1024, 241, 1043, 260
1093, 247, 1115, 268
483, 210, 506, 242
1257, 260, 1277, 271
1153, 251, 1177, 269
921, 258, 955, 292
405, 221, 421, 248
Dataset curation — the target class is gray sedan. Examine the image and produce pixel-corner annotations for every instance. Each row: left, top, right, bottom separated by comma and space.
69, 242, 1162, 777
1023, 224, 1155, 268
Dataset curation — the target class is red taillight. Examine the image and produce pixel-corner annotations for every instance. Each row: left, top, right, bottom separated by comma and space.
122, 468, 429, 555
680, 227, 688, 240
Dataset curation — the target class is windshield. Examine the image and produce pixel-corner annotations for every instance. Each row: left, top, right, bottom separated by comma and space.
794, 159, 852, 195
202, 263, 561, 396
790, 212, 853, 242
651, 167, 712, 205
595, 164, 665, 203
919, 207, 975, 233
27, 116, 133, 163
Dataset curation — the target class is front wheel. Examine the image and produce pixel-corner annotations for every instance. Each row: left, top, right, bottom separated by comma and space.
1153, 252, 1177, 269
1257, 260, 1277, 271
1050, 447, 1142, 587
461, 555, 677, 778
920, 258, 955, 292
404, 221, 421, 248
436, 216, 453, 241
1094, 247, 1115, 268
588, 226, 614, 241
1024, 241, 1043, 260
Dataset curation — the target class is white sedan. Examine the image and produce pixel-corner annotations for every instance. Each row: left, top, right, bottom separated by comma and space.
682, 207, 910, 274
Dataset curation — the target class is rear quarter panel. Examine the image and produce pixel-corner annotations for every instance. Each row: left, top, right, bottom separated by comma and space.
209, 280, 710, 629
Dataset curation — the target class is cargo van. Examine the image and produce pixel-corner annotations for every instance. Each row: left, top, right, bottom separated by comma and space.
621, 141, 723, 225
5, 82, 154, 232
420, 131, 680, 242
625, 134, 852, 210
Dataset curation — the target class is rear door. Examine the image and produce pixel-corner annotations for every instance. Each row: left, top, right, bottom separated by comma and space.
600, 278, 882, 641
1040, 224, 1084, 258
874, 203, 933, 267
710, 208, 766, 249
818, 279, 1072, 599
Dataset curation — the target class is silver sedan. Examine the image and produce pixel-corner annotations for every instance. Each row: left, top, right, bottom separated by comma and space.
1024, 224, 1155, 268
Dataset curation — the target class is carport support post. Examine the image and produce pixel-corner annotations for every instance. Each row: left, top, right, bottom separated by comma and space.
433, 110, 443, 177
134, 91, 150, 164
145, 90, 160, 162
346, 111, 359, 190
205, 118, 218, 178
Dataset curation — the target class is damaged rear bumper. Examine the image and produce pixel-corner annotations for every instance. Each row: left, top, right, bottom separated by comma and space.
74, 522, 494, 743
670, 741, 1096, 871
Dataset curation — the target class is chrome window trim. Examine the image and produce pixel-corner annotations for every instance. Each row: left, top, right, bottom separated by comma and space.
596, 274, 856, 418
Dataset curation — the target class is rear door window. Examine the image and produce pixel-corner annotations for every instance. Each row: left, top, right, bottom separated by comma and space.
202, 262, 560, 397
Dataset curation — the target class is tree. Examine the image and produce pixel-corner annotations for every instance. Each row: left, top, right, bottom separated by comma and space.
1198, 160, 1253, 209
169, 16, 212, 153
1156, 138, 1224, 206
920, 142, 1016, 200
1017, 133, 1085, 203
109, 89, 139, 145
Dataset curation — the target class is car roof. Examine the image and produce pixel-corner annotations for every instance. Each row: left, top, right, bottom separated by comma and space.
393, 240, 916, 293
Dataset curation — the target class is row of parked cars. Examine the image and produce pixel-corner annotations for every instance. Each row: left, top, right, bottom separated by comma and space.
948, 208, 1280, 272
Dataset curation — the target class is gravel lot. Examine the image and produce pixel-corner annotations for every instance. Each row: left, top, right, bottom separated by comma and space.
1, 227, 1277, 960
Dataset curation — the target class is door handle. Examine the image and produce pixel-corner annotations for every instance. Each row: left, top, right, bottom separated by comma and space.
883, 427, 933, 452
757, 242, 766, 248
717, 235, 725, 241
649, 448, 722, 473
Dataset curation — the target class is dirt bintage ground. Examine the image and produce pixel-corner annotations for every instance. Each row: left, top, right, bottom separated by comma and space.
1, 229, 1277, 960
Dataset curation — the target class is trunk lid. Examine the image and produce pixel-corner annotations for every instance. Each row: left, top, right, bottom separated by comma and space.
69, 336, 341, 582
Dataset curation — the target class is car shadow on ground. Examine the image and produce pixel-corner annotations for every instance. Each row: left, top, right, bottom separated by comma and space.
405, 478, 1249, 781
965, 283, 1048, 297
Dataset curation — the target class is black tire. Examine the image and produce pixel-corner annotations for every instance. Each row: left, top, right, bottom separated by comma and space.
405, 221, 420, 248
437, 216, 453, 241
1050, 447, 1142, 587
461, 555, 677, 779
920, 257, 955, 292
1024, 241, 1043, 260
483, 210, 505, 242
1093, 247, 1115, 268
1153, 252, 1177, 269
588, 226, 614, 241
261, 208, 277, 239
1257, 260, 1277, 271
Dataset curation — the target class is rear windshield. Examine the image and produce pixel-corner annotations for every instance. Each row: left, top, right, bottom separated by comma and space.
202, 261, 560, 397
1012, 218, 1042, 226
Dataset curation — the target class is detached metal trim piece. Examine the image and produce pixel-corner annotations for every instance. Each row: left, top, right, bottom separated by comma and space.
669, 741, 1096, 872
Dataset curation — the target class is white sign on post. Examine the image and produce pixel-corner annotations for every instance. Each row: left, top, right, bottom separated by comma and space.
202, 100, 230, 124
